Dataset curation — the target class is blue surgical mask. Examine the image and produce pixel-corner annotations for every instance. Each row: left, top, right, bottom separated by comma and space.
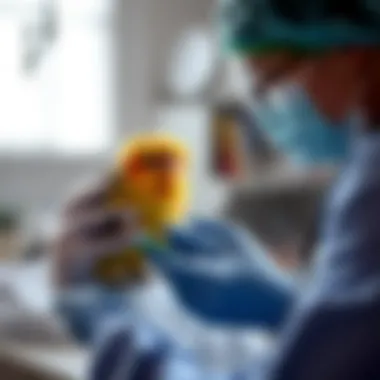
251, 84, 352, 166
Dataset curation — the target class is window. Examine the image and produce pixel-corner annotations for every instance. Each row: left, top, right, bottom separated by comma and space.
0, 0, 114, 155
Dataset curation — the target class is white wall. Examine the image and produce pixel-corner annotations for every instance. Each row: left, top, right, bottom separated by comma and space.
148, 0, 230, 216
0, 157, 106, 211
0, 0, 229, 217
157, 105, 229, 216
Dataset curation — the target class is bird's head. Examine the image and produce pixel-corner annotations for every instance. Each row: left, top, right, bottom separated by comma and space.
116, 133, 190, 233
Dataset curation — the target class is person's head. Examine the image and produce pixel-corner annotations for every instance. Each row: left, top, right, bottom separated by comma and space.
117, 133, 190, 228
220, 0, 380, 164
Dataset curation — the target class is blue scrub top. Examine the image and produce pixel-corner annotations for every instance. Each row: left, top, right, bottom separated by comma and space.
92, 133, 380, 380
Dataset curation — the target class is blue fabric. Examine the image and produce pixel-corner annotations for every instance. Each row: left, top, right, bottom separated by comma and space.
92, 133, 380, 380
56, 289, 128, 344
90, 326, 133, 380
90, 316, 269, 380
88, 221, 296, 379
57, 220, 294, 344
146, 220, 295, 328
251, 86, 351, 166
261, 133, 380, 380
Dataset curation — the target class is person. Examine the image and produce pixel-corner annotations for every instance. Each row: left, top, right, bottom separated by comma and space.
89, 0, 380, 379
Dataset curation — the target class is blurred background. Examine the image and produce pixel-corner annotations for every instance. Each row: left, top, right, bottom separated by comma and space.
0, 0, 328, 378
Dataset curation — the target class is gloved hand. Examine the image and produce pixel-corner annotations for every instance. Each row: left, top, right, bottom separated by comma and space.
144, 219, 296, 330
52, 175, 148, 343
53, 174, 149, 289
54, 172, 295, 338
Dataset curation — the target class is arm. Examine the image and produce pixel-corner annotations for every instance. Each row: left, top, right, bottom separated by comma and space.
147, 224, 296, 329
161, 259, 294, 329
264, 135, 380, 380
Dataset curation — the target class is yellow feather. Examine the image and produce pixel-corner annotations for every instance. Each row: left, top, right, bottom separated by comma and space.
94, 132, 190, 286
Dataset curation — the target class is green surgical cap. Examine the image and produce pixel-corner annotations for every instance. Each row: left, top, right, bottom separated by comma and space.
219, 0, 380, 56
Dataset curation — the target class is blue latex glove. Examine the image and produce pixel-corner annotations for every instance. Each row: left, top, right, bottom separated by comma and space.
145, 219, 296, 330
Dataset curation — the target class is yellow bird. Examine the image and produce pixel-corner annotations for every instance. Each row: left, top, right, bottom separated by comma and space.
94, 132, 190, 286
